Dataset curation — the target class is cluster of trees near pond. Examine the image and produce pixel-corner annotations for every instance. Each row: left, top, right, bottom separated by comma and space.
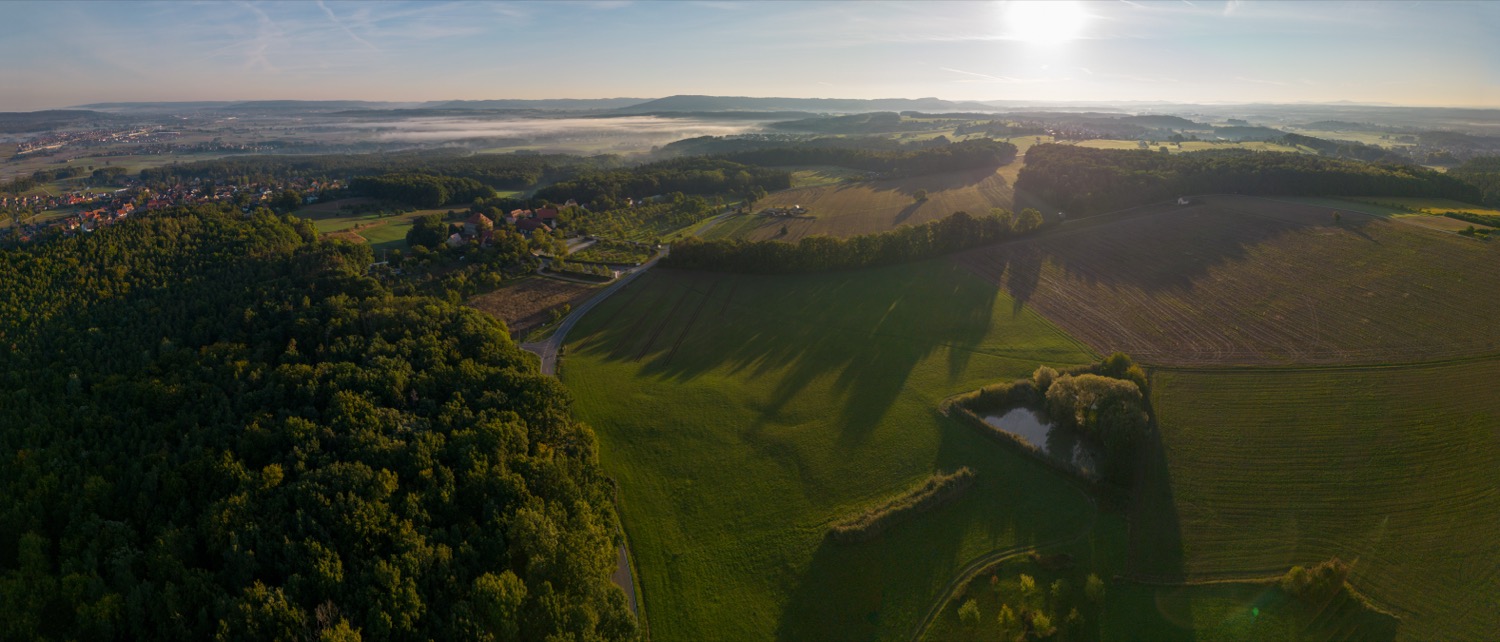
951, 354, 1150, 485
662, 207, 1043, 274
0, 204, 636, 641
1018, 144, 1484, 215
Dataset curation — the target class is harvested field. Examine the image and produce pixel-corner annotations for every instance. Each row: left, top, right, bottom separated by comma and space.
1348, 196, 1500, 218
466, 277, 601, 337
1134, 361, 1500, 641
953, 195, 1500, 366
1395, 214, 1495, 233
713, 166, 1014, 242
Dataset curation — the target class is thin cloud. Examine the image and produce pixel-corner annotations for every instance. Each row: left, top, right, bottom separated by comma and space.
941, 67, 1061, 84
316, 0, 379, 52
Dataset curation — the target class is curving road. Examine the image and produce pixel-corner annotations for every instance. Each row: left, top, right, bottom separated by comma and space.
520, 249, 665, 375
519, 248, 666, 620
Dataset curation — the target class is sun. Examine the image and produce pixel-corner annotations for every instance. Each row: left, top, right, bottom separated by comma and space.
1005, 0, 1090, 44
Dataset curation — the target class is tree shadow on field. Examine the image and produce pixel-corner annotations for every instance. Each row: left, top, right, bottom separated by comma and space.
950, 195, 1386, 314
774, 409, 1069, 641
1116, 389, 1197, 641
892, 201, 922, 226
570, 261, 998, 447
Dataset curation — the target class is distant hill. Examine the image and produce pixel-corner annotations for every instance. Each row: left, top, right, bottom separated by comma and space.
613, 95, 1001, 114
1121, 114, 1207, 129
0, 109, 115, 133
430, 98, 650, 111
75, 98, 650, 114
75, 100, 418, 113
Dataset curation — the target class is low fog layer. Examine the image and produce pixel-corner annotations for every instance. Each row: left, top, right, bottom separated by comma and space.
316, 115, 768, 152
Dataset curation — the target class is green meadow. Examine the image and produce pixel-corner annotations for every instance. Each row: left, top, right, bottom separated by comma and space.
562, 261, 1101, 640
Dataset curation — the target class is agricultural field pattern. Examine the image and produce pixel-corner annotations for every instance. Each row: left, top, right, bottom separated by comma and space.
564, 192, 1500, 641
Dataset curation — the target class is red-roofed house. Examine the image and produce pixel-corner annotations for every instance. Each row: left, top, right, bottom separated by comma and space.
464, 212, 494, 237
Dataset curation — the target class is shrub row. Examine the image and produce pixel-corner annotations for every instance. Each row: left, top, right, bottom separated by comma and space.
827, 468, 977, 543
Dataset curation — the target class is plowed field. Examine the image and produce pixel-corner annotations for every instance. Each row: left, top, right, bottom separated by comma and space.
467, 277, 601, 337
953, 195, 1500, 366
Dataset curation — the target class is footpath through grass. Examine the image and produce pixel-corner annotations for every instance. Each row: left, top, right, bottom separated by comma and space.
1135, 362, 1500, 641
563, 261, 1099, 641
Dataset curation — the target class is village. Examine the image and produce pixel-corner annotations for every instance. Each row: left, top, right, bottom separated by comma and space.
1, 176, 342, 243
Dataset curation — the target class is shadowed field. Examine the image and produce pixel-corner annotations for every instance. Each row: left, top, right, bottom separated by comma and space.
953, 195, 1500, 366
562, 261, 1099, 641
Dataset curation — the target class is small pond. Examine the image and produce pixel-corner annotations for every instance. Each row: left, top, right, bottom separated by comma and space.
982, 408, 1099, 474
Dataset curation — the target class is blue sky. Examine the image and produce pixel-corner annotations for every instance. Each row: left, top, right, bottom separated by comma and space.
0, 0, 1495, 111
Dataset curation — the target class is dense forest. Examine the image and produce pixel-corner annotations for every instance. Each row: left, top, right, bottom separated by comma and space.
1278, 133, 1408, 164
349, 173, 495, 208
532, 158, 789, 210
1017, 144, 1482, 214
662, 208, 1041, 273
0, 205, 635, 641
138, 151, 605, 191
717, 138, 1017, 178
1448, 156, 1500, 206
765, 112, 922, 134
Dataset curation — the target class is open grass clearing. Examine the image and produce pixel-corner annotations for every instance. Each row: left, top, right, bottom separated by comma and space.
356, 218, 415, 253
466, 276, 602, 338
953, 195, 1500, 366
784, 165, 876, 188
293, 200, 457, 252
1285, 128, 1415, 149
710, 166, 1014, 242
292, 198, 451, 234
1132, 361, 1500, 641
0, 207, 74, 230
562, 261, 1100, 641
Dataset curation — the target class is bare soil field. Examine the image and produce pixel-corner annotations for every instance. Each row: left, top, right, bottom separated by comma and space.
952, 195, 1500, 366
721, 166, 1014, 241
467, 277, 601, 337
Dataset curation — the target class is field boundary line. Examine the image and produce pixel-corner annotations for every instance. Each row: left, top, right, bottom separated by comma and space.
1148, 350, 1500, 374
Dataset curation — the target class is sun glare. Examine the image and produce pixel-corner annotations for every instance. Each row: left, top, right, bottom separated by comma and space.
1005, 0, 1089, 44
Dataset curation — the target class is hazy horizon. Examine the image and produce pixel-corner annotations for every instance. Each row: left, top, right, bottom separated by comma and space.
2, 0, 1497, 112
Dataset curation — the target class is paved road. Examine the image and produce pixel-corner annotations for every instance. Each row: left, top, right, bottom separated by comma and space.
519, 249, 664, 375
519, 250, 666, 617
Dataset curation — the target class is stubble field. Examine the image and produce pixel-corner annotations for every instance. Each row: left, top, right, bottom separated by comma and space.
952, 195, 1500, 366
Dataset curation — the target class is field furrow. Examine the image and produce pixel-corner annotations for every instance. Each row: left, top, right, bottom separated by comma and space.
953, 195, 1500, 366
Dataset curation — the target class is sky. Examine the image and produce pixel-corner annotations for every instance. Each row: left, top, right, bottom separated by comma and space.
0, 0, 1496, 111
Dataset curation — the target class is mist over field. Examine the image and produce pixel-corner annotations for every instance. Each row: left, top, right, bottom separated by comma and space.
317, 115, 767, 150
